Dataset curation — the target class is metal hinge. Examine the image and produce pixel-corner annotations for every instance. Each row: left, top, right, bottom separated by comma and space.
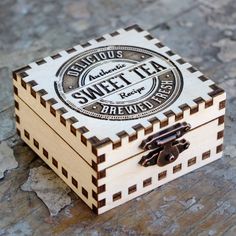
139, 122, 191, 167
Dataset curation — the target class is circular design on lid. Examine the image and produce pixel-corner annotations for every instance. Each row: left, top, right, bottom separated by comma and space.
55, 45, 183, 120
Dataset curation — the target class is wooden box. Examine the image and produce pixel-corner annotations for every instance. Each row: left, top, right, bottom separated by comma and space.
12, 25, 226, 214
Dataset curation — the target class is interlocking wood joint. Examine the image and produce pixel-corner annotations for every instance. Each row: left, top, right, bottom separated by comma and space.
12, 24, 226, 214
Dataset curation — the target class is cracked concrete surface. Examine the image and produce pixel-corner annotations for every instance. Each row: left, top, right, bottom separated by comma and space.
0, 141, 18, 179
21, 166, 72, 216
0, 0, 236, 235
213, 39, 236, 62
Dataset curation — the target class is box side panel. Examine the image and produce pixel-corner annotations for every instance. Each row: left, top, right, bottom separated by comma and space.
13, 78, 97, 167
97, 117, 225, 214
14, 95, 98, 210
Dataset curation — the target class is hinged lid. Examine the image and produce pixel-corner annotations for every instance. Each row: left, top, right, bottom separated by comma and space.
13, 25, 226, 170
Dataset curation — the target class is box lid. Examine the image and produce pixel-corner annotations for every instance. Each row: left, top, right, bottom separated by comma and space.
13, 25, 226, 170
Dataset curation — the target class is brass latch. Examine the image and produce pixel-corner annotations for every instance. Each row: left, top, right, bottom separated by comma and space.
139, 122, 191, 167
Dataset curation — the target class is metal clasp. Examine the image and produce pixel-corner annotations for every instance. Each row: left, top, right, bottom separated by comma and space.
139, 122, 191, 167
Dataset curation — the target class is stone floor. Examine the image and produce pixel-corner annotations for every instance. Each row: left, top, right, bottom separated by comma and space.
0, 0, 236, 235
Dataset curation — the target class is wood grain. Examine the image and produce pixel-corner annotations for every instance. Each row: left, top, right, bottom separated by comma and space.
0, 0, 235, 235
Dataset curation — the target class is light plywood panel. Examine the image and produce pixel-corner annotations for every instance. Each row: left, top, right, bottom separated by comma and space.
12, 25, 226, 214
13, 25, 226, 170
15, 95, 97, 210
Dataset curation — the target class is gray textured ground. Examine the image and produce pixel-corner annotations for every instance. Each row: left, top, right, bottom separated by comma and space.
0, 0, 236, 235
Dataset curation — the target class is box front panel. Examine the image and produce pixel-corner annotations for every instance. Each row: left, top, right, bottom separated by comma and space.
97, 117, 225, 214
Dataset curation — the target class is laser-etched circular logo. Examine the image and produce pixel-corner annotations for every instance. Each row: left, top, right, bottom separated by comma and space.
55, 46, 183, 120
